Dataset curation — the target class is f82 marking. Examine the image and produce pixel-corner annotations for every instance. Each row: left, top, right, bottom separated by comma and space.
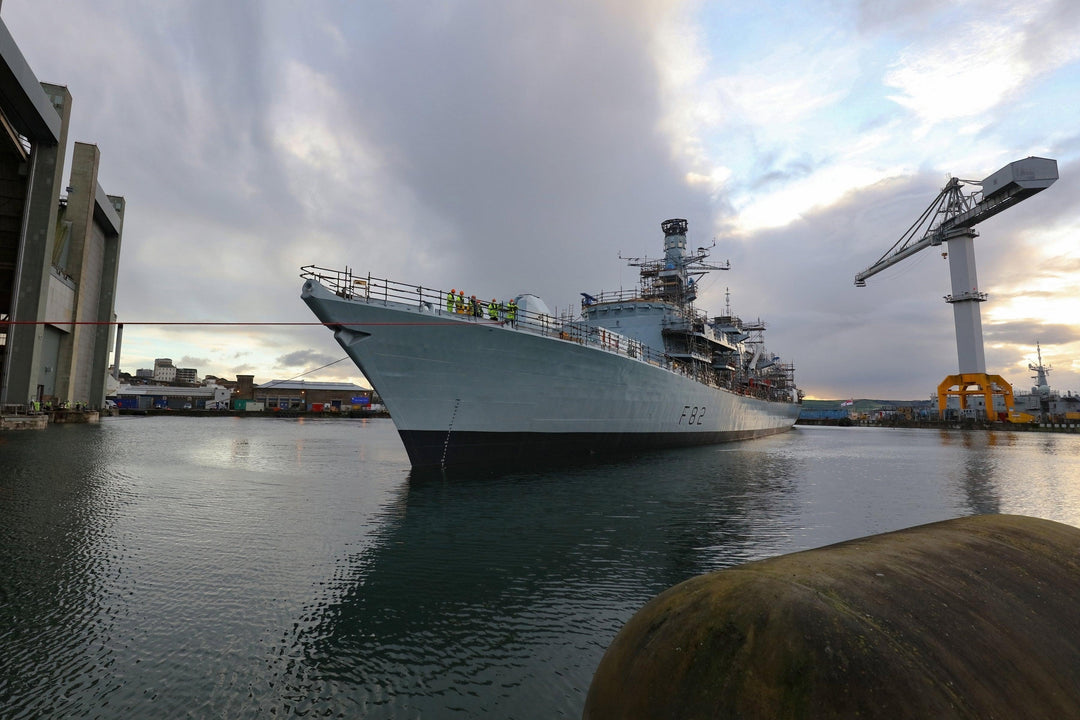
679, 405, 706, 425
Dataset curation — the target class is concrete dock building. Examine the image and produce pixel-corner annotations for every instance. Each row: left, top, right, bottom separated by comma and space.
0, 17, 124, 410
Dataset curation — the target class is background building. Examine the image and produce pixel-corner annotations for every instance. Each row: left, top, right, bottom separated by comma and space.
152, 358, 176, 383
175, 367, 197, 385
113, 381, 231, 411
0, 18, 124, 410
110, 377, 375, 412
254, 379, 374, 411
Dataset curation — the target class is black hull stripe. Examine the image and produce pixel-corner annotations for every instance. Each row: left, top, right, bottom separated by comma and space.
399, 427, 794, 469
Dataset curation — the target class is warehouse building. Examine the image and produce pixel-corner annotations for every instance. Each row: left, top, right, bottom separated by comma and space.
113, 382, 232, 411
254, 379, 375, 412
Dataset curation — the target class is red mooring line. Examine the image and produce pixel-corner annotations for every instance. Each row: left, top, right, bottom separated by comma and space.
0, 320, 503, 327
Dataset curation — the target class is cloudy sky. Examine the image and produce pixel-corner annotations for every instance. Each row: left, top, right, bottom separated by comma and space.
4, 0, 1079, 399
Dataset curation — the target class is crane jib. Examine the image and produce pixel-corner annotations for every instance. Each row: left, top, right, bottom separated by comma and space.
854, 157, 1058, 286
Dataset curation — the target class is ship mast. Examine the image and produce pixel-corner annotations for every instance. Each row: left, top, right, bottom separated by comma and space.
1023, 341, 1054, 421
1029, 341, 1052, 394
622, 219, 729, 310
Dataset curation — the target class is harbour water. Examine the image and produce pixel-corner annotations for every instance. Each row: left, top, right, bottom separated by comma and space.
2, 417, 1080, 718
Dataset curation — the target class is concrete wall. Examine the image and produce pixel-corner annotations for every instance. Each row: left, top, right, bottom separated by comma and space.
0, 65, 69, 406
0, 23, 125, 410
54, 142, 124, 408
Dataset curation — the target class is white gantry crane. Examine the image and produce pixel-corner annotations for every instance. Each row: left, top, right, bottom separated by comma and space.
854, 157, 1059, 420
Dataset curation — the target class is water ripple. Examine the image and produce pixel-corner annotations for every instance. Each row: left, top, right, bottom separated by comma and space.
3, 420, 1080, 716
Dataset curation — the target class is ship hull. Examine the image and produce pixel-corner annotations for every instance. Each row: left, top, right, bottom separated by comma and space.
302, 279, 800, 469
397, 427, 789, 469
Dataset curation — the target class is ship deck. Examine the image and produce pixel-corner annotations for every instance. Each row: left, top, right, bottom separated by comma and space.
300, 265, 798, 405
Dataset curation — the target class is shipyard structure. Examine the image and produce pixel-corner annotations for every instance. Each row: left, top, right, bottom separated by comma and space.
856, 156, 1059, 422
0, 16, 125, 411
951, 343, 1080, 425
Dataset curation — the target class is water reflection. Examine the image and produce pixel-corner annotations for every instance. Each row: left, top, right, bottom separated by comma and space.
938, 430, 1004, 516
0, 425, 130, 717
7, 421, 1080, 719
287, 442, 803, 718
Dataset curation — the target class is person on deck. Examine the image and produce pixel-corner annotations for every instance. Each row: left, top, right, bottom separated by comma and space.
506, 298, 517, 328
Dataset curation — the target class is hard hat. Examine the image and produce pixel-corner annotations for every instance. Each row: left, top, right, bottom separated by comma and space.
451, 288, 455, 293
459, 290, 464, 295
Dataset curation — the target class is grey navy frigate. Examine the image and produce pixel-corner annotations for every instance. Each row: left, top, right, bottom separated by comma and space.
300, 218, 801, 469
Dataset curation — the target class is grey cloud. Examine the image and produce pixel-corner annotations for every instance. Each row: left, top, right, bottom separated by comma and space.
1019, 0, 1080, 71
316, 3, 710, 301
1050, 131, 1080, 161
6, 1, 1077, 398
854, 0, 940, 33
750, 154, 819, 192
717, 171, 997, 398
85, 1, 709, 377
984, 322, 1080, 346
276, 349, 339, 368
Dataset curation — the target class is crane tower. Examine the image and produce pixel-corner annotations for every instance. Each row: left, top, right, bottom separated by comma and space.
854, 157, 1058, 420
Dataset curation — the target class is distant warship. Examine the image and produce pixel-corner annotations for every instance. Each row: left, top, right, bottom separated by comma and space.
1011, 342, 1080, 422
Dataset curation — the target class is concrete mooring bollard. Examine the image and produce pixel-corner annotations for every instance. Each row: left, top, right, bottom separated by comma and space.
584, 514, 1080, 719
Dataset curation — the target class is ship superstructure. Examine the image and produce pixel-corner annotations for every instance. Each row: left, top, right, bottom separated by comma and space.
579, 219, 796, 404
1011, 343, 1080, 422
300, 219, 800, 469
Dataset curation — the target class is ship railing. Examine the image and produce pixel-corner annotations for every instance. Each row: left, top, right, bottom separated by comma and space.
301, 265, 460, 314
581, 288, 641, 306
299, 266, 799, 395
550, 319, 671, 370
301, 265, 358, 297
582, 287, 697, 306
662, 308, 710, 331
713, 315, 746, 331
297, 267, 663, 362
